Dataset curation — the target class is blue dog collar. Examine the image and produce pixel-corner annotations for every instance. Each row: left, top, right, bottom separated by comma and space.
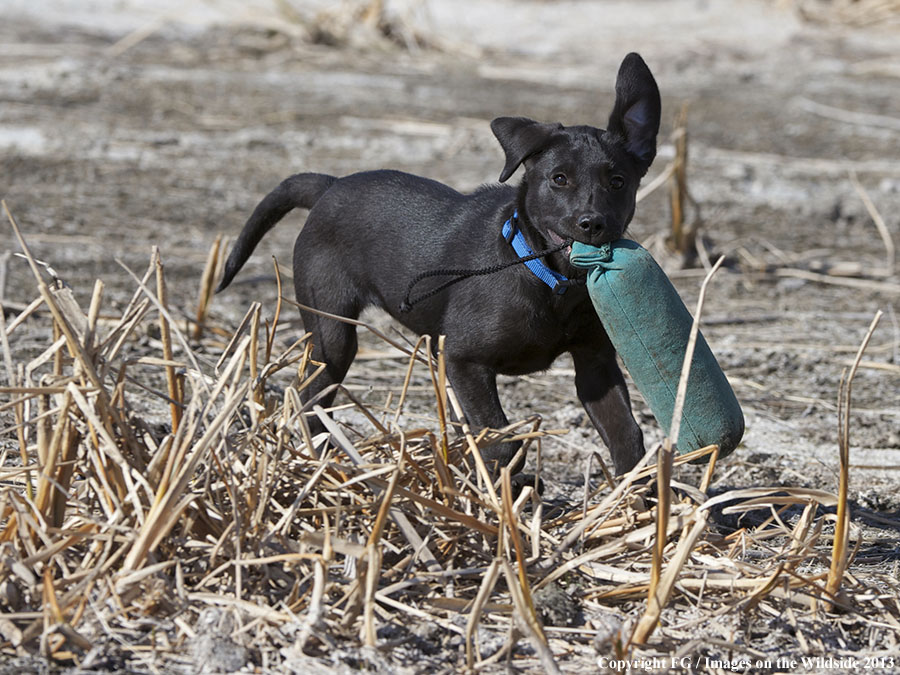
502, 211, 571, 294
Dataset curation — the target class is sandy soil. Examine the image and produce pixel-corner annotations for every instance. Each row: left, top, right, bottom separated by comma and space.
2, 0, 899, 672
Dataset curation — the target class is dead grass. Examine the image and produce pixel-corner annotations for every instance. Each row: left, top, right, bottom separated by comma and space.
786, 0, 900, 27
1, 201, 899, 672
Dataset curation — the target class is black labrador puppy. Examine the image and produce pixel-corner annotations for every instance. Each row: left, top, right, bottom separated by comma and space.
218, 53, 661, 477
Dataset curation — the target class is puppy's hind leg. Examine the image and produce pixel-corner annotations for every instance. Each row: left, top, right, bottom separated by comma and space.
293, 245, 362, 436
299, 307, 359, 414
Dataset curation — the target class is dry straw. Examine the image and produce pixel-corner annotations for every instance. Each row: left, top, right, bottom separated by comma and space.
789, 0, 900, 27
1, 200, 898, 670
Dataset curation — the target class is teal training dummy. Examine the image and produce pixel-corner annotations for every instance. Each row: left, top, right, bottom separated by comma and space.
570, 240, 744, 457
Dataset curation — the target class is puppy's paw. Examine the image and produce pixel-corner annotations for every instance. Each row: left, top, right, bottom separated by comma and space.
508, 472, 544, 500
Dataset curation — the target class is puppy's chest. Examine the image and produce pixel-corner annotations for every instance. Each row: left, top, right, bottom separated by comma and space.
491, 295, 593, 374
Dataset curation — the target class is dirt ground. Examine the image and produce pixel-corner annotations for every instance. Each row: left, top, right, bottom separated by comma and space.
2, 0, 899, 672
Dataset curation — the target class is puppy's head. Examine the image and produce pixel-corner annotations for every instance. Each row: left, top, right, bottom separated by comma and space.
491, 53, 661, 248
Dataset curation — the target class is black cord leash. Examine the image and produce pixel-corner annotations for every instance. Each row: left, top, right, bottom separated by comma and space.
399, 238, 574, 313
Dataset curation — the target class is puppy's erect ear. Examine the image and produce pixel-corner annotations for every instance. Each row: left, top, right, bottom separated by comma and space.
491, 117, 563, 183
607, 53, 661, 175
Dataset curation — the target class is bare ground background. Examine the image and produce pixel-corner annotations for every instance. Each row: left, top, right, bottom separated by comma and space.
1, 0, 899, 672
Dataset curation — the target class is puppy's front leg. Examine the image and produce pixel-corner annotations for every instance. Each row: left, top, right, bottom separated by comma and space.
571, 345, 645, 475
444, 359, 523, 476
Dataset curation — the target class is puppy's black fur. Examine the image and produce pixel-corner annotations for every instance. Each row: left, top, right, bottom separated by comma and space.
218, 53, 661, 477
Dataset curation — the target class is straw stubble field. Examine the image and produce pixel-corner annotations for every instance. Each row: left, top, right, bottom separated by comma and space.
2, 2, 900, 673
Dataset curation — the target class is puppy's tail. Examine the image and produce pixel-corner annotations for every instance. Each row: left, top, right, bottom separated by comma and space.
216, 172, 337, 292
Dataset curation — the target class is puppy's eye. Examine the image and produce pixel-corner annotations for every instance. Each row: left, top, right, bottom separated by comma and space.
551, 173, 568, 187
610, 175, 625, 190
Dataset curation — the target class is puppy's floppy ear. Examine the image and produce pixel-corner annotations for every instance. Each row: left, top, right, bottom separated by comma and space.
491, 117, 562, 183
607, 53, 661, 175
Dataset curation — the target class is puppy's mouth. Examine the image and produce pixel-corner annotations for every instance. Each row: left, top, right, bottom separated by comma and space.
546, 229, 572, 256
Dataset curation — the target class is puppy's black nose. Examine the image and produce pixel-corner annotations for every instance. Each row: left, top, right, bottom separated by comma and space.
576, 214, 605, 236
